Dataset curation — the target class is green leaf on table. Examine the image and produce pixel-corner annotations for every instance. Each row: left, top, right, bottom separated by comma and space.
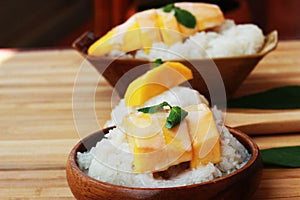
261, 146, 300, 168
165, 106, 188, 129
227, 85, 300, 109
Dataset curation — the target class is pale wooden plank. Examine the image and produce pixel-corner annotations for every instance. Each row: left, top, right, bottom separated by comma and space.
261, 168, 300, 179
0, 139, 78, 170
0, 49, 114, 140
254, 169, 300, 199
0, 116, 110, 140
225, 109, 300, 134
1, 168, 299, 199
0, 187, 74, 199
0, 169, 74, 199
253, 134, 300, 150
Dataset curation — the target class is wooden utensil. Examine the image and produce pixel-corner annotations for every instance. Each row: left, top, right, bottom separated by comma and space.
225, 109, 300, 134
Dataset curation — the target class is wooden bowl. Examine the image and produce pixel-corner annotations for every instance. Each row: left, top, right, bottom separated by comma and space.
73, 30, 277, 99
66, 127, 262, 200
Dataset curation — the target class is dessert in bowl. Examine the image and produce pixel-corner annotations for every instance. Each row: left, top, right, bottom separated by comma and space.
66, 126, 262, 200
67, 58, 262, 199
73, 2, 277, 98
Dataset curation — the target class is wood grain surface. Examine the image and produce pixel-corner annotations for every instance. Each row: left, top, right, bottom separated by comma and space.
0, 41, 300, 199
225, 40, 300, 134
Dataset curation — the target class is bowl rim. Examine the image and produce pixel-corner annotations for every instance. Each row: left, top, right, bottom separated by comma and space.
67, 126, 261, 191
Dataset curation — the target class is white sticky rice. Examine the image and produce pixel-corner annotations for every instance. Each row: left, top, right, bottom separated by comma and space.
77, 87, 250, 188
108, 20, 264, 60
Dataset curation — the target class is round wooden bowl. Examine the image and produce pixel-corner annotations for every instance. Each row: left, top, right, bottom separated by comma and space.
66, 127, 262, 200
73, 30, 277, 99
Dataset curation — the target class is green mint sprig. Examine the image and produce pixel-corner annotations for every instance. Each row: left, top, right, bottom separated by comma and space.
137, 101, 188, 129
137, 101, 170, 113
162, 3, 196, 29
165, 106, 188, 128
153, 58, 163, 68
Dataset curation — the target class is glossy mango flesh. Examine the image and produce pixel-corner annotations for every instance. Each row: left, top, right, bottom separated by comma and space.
124, 61, 193, 107
88, 2, 224, 56
122, 112, 169, 172
121, 103, 221, 173
185, 104, 221, 168
88, 17, 141, 56
156, 9, 183, 45
175, 2, 225, 33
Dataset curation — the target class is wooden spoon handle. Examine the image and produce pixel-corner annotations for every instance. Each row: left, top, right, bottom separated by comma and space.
225, 109, 300, 135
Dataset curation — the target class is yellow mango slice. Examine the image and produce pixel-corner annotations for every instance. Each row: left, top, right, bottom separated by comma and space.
87, 29, 117, 56
124, 61, 193, 107
185, 103, 221, 168
122, 112, 165, 149
135, 9, 162, 53
122, 112, 169, 173
120, 17, 141, 53
88, 3, 225, 56
174, 3, 198, 36
88, 16, 141, 56
175, 2, 225, 32
193, 3, 224, 31
122, 111, 192, 173
122, 103, 221, 173
156, 9, 183, 45
161, 119, 192, 167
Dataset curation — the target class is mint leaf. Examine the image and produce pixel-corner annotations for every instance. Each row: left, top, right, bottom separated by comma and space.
138, 102, 188, 129
137, 101, 171, 113
174, 8, 196, 29
162, 3, 174, 13
261, 146, 300, 168
161, 3, 196, 29
165, 106, 188, 129
153, 58, 163, 68
228, 85, 300, 109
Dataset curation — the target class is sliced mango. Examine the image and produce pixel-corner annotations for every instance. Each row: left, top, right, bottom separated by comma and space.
161, 119, 192, 167
122, 112, 165, 149
122, 103, 221, 173
135, 9, 162, 53
174, 3, 198, 36
122, 112, 169, 172
88, 29, 117, 56
88, 16, 141, 56
124, 62, 193, 107
156, 9, 183, 45
120, 17, 141, 53
185, 104, 221, 168
192, 3, 225, 31
122, 111, 192, 173
88, 2, 225, 56
175, 2, 225, 31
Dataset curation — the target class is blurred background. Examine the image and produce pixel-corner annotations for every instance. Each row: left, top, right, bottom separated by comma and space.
0, 0, 299, 48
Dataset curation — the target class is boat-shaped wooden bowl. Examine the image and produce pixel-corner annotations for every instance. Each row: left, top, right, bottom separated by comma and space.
73, 30, 277, 99
66, 127, 262, 200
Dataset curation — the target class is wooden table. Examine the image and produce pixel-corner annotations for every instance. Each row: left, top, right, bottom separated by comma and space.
1, 41, 300, 199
